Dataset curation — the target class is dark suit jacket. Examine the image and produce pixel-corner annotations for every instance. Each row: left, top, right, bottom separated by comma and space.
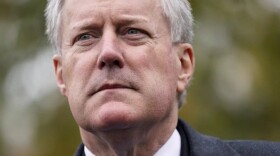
75, 119, 280, 156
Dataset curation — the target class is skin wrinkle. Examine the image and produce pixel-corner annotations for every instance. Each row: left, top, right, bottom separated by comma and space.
61, 0, 166, 49
52, 0, 194, 155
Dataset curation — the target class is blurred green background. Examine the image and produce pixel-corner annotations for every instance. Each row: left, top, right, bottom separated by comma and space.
0, 0, 280, 155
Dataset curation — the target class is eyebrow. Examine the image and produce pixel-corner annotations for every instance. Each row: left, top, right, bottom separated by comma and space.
113, 15, 149, 25
70, 15, 149, 32
70, 19, 101, 32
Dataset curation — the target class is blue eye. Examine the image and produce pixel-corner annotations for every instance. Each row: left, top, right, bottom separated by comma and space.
79, 34, 92, 41
73, 32, 99, 46
127, 29, 141, 35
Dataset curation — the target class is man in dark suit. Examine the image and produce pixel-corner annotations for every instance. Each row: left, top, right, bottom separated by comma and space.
45, 0, 280, 155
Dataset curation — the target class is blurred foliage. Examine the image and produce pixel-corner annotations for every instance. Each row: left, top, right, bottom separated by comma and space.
0, 0, 279, 155
34, 98, 81, 156
181, 0, 280, 141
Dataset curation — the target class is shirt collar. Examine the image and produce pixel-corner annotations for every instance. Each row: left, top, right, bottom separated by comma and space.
154, 129, 181, 156
84, 145, 95, 156
84, 129, 181, 156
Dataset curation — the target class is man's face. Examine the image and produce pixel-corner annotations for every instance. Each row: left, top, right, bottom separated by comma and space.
53, 0, 194, 131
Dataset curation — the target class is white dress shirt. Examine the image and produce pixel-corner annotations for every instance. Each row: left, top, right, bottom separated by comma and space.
85, 129, 181, 156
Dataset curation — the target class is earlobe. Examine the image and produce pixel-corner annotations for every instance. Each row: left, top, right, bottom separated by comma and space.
53, 54, 67, 96
176, 43, 195, 93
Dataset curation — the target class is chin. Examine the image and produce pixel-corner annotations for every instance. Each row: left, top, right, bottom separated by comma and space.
91, 101, 139, 131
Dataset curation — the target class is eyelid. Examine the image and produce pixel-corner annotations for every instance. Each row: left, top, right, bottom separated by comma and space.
72, 32, 100, 46
127, 28, 141, 33
74, 31, 98, 42
122, 27, 150, 38
78, 33, 92, 41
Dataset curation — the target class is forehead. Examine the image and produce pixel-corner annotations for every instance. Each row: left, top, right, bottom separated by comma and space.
63, 0, 163, 21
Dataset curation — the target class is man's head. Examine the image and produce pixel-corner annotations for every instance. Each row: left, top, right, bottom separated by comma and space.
46, 0, 194, 138
45, 0, 194, 108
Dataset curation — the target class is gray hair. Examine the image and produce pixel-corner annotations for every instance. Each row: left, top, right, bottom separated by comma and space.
45, 0, 64, 53
45, 0, 194, 107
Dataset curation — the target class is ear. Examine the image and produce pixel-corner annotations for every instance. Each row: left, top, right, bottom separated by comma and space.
53, 54, 67, 96
176, 43, 195, 93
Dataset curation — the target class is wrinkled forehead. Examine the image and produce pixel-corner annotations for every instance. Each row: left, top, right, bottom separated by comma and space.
60, 0, 170, 37
62, 0, 163, 19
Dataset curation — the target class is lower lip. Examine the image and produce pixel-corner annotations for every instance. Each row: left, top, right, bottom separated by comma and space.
97, 87, 131, 93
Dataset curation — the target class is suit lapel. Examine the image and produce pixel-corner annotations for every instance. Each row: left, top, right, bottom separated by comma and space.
75, 119, 240, 156
177, 119, 240, 156
74, 143, 85, 156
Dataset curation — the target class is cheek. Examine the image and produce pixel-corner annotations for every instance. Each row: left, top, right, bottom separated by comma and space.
146, 47, 178, 88
62, 54, 98, 126
62, 54, 97, 115
127, 46, 178, 111
63, 53, 96, 88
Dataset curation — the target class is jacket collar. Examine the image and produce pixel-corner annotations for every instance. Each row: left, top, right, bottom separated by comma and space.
75, 119, 241, 156
177, 119, 240, 156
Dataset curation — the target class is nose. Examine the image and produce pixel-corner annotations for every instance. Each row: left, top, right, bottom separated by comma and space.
97, 33, 124, 69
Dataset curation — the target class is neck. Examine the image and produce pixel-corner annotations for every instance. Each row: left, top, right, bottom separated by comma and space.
80, 114, 178, 156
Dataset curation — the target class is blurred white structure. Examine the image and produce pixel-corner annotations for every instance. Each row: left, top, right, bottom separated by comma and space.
1, 48, 57, 153
259, 0, 280, 12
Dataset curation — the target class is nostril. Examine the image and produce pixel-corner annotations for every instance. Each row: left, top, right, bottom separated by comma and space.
98, 58, 124, 69
100, 61, 106, 69
97, 46, 124, 69
113, 60, 121, 67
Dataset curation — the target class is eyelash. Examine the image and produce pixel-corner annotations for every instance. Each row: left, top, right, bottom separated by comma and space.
78, 34, 92, 41
72, 32, 96, 45
125, 28, 148, 35
73, 28, 150, 45
126, 28, 141, 34
123, 28, 151, 40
